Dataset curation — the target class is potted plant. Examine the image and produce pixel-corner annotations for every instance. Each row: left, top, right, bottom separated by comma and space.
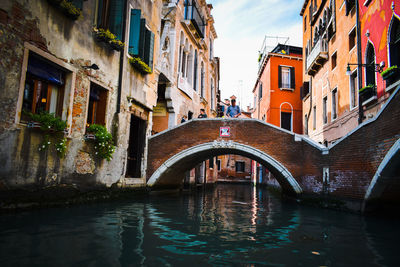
85, 124, 116, 161
129, 57, 152, 74
93, 28, 125, 51
25, 111, 68, 157
381, 65, 400, 87
359, 84, 376, 102
47, 0, 82, 20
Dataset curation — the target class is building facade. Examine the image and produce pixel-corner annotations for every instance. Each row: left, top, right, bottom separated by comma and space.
0, 0, 219, 190
253, 43, 303, 133
358, 0, 400, 119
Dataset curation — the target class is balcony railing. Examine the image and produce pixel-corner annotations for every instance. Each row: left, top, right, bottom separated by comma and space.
306, 38, 328, 75
184, 2, 205, 38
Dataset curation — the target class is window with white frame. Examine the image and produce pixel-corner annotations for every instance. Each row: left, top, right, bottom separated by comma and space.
323, 96, 328, 124
313, 106, 316, 130
349, 70, 358, 109
211, 78, 215, 110
331, 88, 337, 120
200, 62, 205, 97
279, 66, 295, 89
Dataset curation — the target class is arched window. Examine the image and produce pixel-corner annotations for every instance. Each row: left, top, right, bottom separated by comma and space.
389, 16, 400, 67
178, 32, 184, 75
193, 50, 198, 91
365, 42, 376, 86
187, 46, 193, 83
280, 102, 293, 131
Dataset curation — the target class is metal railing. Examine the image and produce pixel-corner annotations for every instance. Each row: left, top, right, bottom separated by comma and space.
306, 38, 328, 71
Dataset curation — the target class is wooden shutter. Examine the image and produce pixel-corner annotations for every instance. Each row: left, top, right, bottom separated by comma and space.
290, 67, 295, 89
129, 9, 141, 56
148, 31, 155, 71
97, 0, 105, 28
109, 0, 124, 40
278, 66, 282, 88
138, 19, 146, 60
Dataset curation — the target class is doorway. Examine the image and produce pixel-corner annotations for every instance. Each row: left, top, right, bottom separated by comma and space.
126, 115, 147, 178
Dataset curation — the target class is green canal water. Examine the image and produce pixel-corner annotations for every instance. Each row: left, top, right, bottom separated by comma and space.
0, 184, 398, 266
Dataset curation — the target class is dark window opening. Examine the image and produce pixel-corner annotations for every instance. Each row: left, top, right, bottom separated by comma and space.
209, 157, 214, 169
350, 71, 358, 108
126, 115, 147, 178
390, 17, 400, 67
365, 43, 376, 87
235, 161, 245, 172
305, 114, 308, 135
331, 52, 337, 69
188, 111, 193, 120
349, 28, 356, 51
87, 83, 108, 126
313, 106, 316, 130
332, 89, 337, 120
216, 159, 221, 171
345, 0, 355, 16
258, 83, 263, 99
323, 96, 328, 124
21, 53, 65, 122
281, 112, 292, 131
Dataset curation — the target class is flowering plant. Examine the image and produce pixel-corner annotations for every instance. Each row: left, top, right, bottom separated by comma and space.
86, 124, 115, 161
93, 28, 125, 51
129, 57, 152, 74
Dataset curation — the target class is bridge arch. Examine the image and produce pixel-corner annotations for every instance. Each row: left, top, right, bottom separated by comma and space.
147, 141, 303, 196
363, 138, 400, 212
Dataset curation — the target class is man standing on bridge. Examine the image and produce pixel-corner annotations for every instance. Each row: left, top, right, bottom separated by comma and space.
226, 99, 241, 118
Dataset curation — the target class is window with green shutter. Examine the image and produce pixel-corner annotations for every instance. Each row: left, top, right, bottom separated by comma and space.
129, 9, 141, 56
97, 0, 124, 40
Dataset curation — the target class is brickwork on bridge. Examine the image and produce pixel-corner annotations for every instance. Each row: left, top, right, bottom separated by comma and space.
147, 86, 400, 204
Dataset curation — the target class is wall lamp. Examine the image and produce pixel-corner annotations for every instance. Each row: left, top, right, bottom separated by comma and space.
82, 63, 99, 70
346, 61, 385, 76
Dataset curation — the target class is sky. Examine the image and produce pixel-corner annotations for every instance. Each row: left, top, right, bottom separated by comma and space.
207, 0, 304, 109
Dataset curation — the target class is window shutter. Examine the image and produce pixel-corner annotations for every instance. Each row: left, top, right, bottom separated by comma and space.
278, 66, 282, 88
109, 0, 124, 40
138, 19, 146, 60
70, 0, 83, 10
148, 31, 155, 71
290, 67, 295, 89
97, 0, 104, 28
129, 9, 141, 56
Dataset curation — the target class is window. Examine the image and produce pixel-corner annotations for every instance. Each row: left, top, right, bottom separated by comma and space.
209, 157, 214, 169
349, 70, 358, 109
193, 50, 198, 91
216, 159, 221, 171
281, 112, 292, 131
184, 0, 205, 37
21, 53, 66, 122
389, 16, 400, 67
331, 52, 337, 69
235, 161, 245, 173
305, 114, 308, 135
258, 83, 263, 100
323, 96, 328, 124
313, 106, 316, 130
349, 28, 356, 51
96, 0, 124, 40
200, 62, 205, 97
365, 43, 376, 87
304, 16, 307, 32
87, 83, 108, 126
279, 66, 295, 89
331, 88, 337, 120
345, 0, 355, 16
211, 78, 215, 110
210, 38, 214, 59
128, 10, 155, 71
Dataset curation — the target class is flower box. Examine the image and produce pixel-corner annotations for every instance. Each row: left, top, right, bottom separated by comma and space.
359, 84, 376, 103
129, 57, 152, 74
47, 0, 82, 20
93, 28, 125, 52
381, 66, 400, 87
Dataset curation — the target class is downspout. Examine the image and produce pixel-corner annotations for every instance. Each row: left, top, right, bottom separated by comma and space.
356, 0, 364, 124
117, 0, 128, 114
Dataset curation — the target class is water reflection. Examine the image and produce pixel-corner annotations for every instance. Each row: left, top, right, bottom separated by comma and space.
0, 184, 398, 266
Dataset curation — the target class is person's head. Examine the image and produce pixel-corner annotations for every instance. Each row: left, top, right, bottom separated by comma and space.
231, 99, 236, 106
200, 108, 205, 114
183, 115, 187, 119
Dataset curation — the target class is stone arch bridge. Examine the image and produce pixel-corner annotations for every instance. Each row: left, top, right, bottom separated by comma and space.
147, 87, 400, 211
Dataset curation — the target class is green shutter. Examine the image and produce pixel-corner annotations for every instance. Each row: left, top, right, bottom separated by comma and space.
138, 19, 146, 60
97, 0, 104, 27
290, 67, 295, 89
109, 0, 124, 40
148, 31, 155, 71
129, 9, 141, 56
70, 0, 83, 10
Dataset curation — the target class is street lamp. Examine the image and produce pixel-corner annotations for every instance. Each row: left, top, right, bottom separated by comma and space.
345, 61, 385, 76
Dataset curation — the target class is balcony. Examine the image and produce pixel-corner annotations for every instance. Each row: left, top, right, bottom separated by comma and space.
306, 39, 328, 75
184, 1, 205, 38
178, 73, 194, 99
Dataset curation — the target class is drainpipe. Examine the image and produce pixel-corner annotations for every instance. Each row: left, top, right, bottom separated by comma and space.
117, 0, 128, 114
356, 0, 364, 124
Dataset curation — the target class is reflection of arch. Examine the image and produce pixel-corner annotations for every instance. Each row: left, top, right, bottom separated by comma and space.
365, 41, 376, 87
388, 14, 400, 67
147, 141, 303, 195
280, 102, 293, 131
363, 138, 400, 212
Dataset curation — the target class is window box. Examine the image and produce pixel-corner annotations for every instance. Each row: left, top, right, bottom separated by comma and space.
129, 57, 152, 74
359, 84, 376, 103
93, 28, 124, 51
381, 66, 400, 87
47, 0, 82, 20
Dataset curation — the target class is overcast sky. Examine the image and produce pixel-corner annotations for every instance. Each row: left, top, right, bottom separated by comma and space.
208, 0, 304, 109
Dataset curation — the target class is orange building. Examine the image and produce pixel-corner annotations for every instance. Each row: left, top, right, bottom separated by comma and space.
253, 43, 303, 133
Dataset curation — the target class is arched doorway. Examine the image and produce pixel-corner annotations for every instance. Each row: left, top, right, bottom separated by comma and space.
365, 42, 376, 87
147, 141, 303, 196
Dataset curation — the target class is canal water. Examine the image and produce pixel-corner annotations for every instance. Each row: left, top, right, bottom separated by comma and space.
0, 184, 398, 266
